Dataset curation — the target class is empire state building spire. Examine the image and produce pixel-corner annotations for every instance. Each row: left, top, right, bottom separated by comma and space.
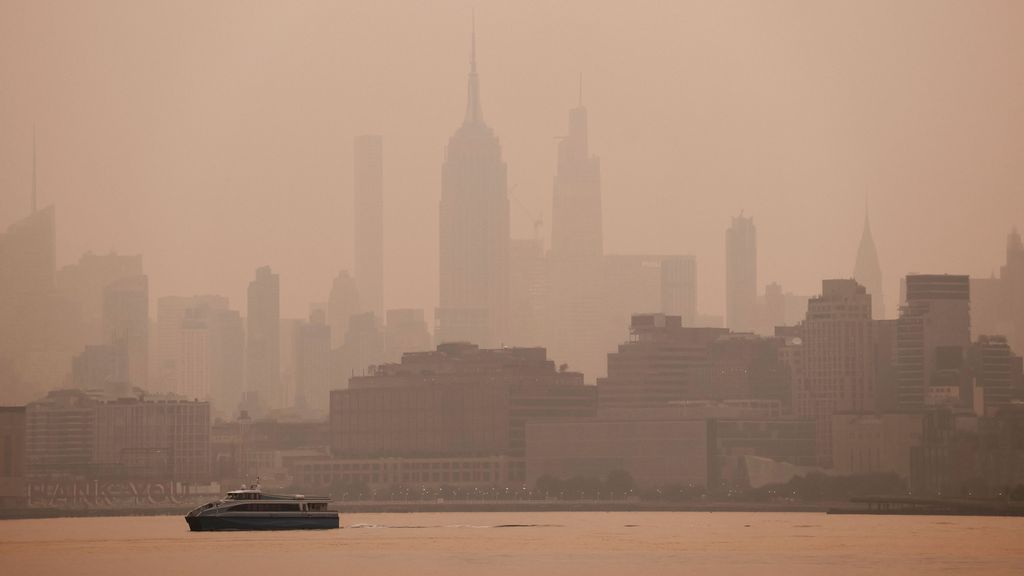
464, 14, 483, 124
438, 13, 510, 349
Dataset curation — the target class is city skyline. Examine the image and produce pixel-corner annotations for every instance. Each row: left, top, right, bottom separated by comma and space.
3, 2, 1022, 322
5, 5, 1024, 574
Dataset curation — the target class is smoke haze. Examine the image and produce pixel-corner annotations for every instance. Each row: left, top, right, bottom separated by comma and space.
1, 0, 1022, 320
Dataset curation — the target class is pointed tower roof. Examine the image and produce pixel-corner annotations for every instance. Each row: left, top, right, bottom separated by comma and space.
853, 203, 885, 318
463, 13, 484, 125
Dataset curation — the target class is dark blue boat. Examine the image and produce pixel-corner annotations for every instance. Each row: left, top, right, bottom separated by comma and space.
185, 484, 339, 531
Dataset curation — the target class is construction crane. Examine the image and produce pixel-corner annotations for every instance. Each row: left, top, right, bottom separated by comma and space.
508, 184, 544, 244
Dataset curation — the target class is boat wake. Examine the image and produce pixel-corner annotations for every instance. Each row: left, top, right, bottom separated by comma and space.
346, 523, 561, 529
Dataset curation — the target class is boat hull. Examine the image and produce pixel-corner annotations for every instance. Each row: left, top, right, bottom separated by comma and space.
186, 514, 339, 531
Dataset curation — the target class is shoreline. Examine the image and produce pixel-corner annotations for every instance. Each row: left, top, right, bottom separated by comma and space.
0, 501, 829, 520
5, 499, 1024, 520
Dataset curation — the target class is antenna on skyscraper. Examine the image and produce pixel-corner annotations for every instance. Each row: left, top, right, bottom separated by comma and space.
31, 124, 37, 214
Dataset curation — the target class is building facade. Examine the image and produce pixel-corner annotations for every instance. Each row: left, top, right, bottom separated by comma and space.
330, 344, 595, 459
726, 214, 757, 333
598, 314, 727, 408
246, 266, 281, 412
0, 407, 27, 508
26, 390, 210, 483
436, 28, 510, 348
798, 279, 876, 466
896, 275, 971, 410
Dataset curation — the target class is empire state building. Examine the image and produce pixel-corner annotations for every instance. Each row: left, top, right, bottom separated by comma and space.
436, 25, 510, 347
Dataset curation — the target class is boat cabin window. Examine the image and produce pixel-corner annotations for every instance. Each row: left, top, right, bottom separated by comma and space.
231, 503, 301, 512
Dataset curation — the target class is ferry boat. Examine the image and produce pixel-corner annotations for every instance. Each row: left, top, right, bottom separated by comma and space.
185, 483, 339, 531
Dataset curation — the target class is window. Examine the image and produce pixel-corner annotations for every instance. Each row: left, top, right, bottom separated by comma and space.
231, 502, 301, 512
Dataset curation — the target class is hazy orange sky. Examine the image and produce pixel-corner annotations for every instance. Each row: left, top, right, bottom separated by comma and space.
2, 0, 1022, 322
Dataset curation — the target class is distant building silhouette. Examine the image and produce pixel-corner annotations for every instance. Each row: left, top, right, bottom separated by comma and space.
798, 279, 875, 466
544, 89, 703, 382
972, 227, 1024, 352
56, 252, 143, 349
660, 256, 698, 325
179, 306, 214, 401
508, 238, 547, 346
853, 207, 885, 319
436, 23, 510, 348
330, 343, 594, 460
327, 270, 360, 348
598, 314, 728, 408
207, 308, 244, 417
969, 335, 1023, 414
762, 282, 786, 332
354, 135, 384, 319
594, 254, 697, 379
333, 311, 384, 383
384, 308, 432, 363
156, 295, 229, 403
71, 344, 128, 394
0, 205, 57, 402
102, 274, 148, 389
293, 309, 332, 414
896, 274, 971, 410
246, 266, 281, 413
278, 317, 302, 410
726, 213, 757, 332
550, 79, 602, 259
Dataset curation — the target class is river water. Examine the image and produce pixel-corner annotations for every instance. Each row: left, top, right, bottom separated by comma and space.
1, 512, 1022, 575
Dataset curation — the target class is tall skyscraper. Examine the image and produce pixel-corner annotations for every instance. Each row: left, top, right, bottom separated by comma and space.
246, 266, 281, 413
0, 205, 57, 402
896, 274, 971, 409
548, 83, 610, 375
354, 135, 383, 319
436, 23, 510, 348
853, 207, 885, 319
550, 79, 602, 259
102, 274, 149, 389
726, 214, 757, 332
545, 86, 608, 378
798, 279, 876, 466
